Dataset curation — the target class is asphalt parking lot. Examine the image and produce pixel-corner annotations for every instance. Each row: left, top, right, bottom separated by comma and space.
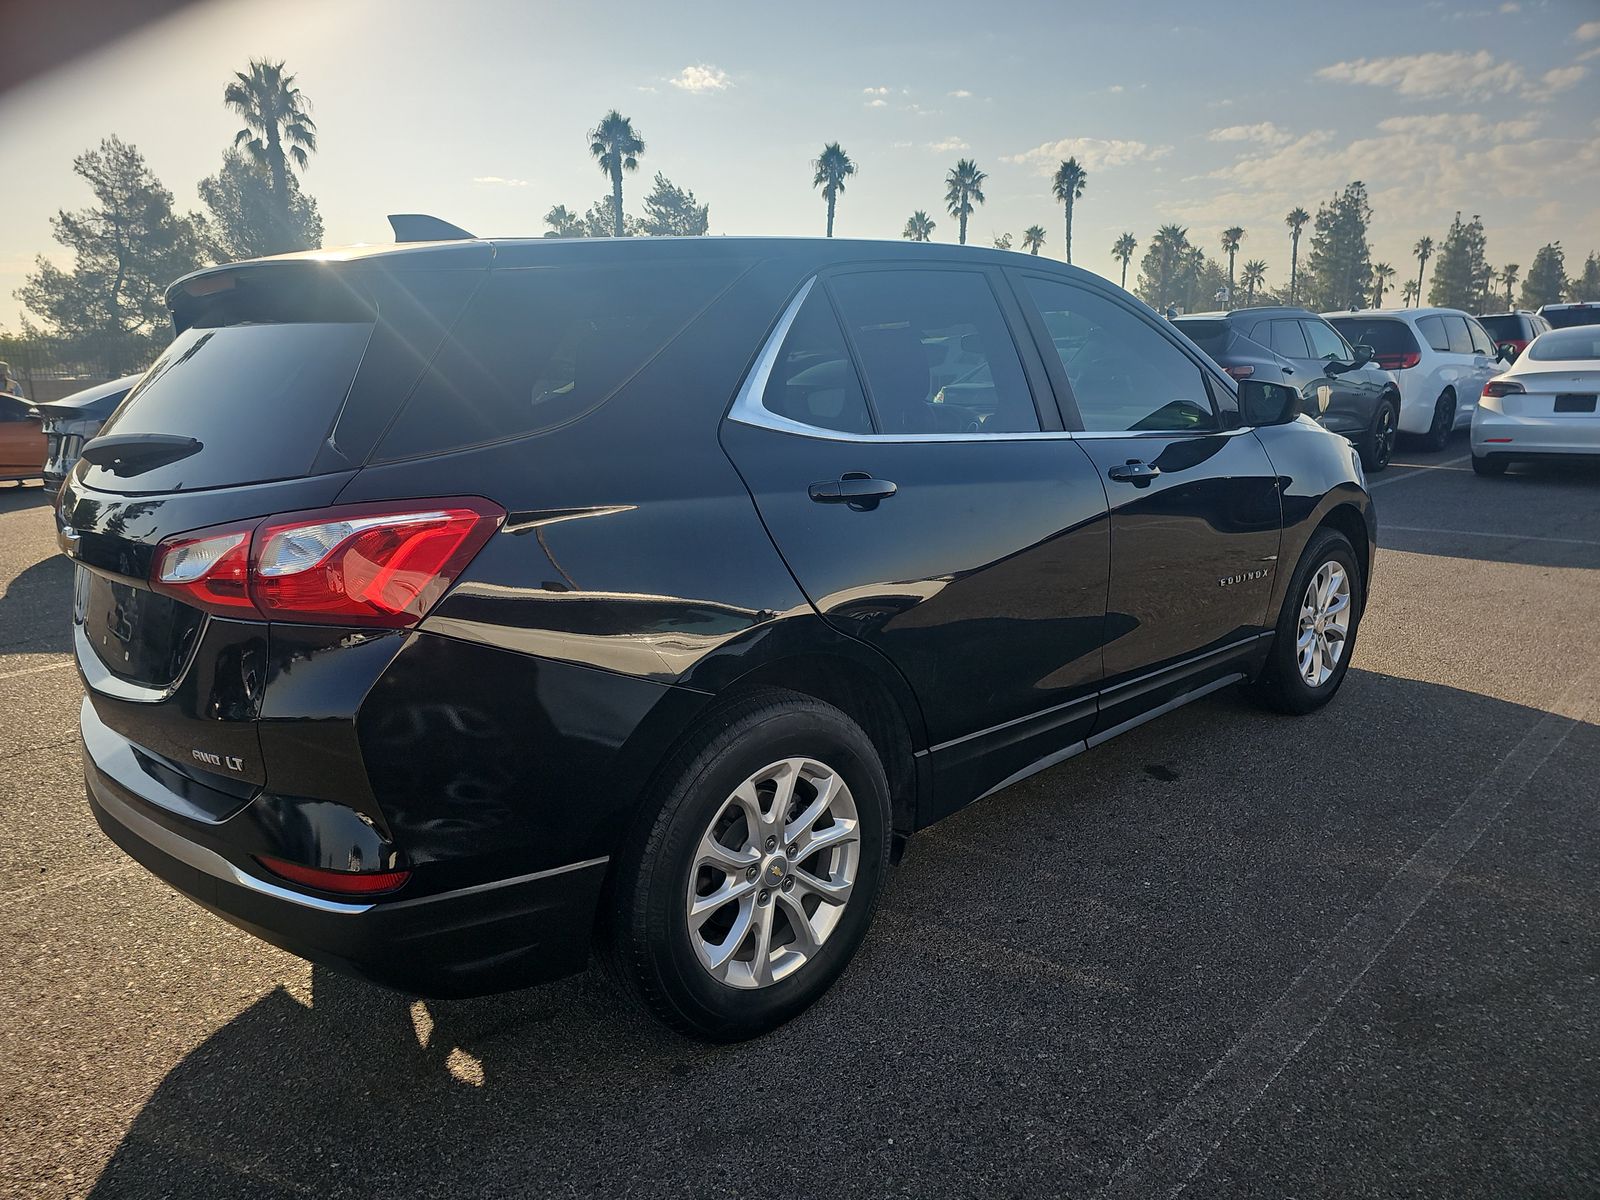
2, 438, 1598, 1200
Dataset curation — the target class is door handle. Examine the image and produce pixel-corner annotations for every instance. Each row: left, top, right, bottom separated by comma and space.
1107, 460, 1161, 485
809, 472, 898, 509
1281, 365, 1295, 376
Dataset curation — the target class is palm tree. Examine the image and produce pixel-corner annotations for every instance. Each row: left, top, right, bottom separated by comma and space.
1148, 224, 1191, 309
1401, 279, 1419, 307
543, 205, 582, 238
944, 158, 987, 245
1021, 225, 1046, 255
1284, 207, 1309, 302
812, 142, 856, 238
588, 110, 645, 237
902, 210, 935, 242
1240, 259, 1267, 305
1412, 236, 1434, 307
1371, 262, 1396, 307
1221, 225, 1245, 303
1112, 233, 1137, 290
1051, 158, 1088, 264
1500, 262, 1520, 307
224, 59, 316, 250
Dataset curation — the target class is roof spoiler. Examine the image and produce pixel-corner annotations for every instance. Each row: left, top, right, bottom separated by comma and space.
388, 214, 476, 243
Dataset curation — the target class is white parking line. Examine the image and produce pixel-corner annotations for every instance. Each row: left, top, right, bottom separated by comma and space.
1384, 525, 1600, 548
1368, 454, 1471, 488
1095, 663, 1599, 1200
0, 659, 72, 682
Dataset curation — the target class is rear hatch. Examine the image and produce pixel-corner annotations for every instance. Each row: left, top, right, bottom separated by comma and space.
62, 250, 489, 809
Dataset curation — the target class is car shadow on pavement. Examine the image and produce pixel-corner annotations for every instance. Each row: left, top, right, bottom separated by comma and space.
78, 669, 1600, 1199
0, 551, 72, 655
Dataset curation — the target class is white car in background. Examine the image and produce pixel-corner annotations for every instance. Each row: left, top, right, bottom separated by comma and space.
1471, 326, 1600, 475
1325, 308, 1506, 450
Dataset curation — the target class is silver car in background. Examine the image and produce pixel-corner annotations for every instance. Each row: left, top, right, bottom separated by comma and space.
37, 374, 142, 493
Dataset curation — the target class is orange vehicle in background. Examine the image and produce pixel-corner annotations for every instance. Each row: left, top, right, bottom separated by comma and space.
0, 392, 47, 484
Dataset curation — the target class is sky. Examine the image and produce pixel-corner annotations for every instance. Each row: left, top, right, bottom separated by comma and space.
1, 0, 1598, 328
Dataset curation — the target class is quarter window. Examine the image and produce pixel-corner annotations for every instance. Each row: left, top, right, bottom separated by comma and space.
828, 270, 1040, 434
1466, 318, 1495, 356
1023, 275, 1217, 433
760, 289, 874, 434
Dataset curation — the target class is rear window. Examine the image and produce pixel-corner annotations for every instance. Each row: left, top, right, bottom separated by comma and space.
374, 262, 741, 460
1542, 305, 1600, 329
1171, 319, 1230, 355
1327, 318, 1418, 356
1477, 315, 1525, 343
87, 320, 373, 492
1528, 328, 1600, 360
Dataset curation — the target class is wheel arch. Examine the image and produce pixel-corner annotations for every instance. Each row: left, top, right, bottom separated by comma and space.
1314, 501, 1372, 608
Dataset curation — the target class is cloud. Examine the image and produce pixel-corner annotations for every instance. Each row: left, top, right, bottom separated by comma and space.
948, 89, 972, 98
1316, 50, 1523, 98
1499, 1, 1519, 10
1524, 64, 1587, 100
865, 98, 887, 108
669, 64, 731, 93
472, 176, 528, 187
1003, 136, 1173, 172
1577, 20, 1600, 39
1207, 121, 1294, 147
862, 86, 890, 95
1108, 84, 1125, 93
927, 136, 970, 153
1376, 111, 1539, 140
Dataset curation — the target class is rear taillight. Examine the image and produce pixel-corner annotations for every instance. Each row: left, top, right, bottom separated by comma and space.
1481, 379, 1525, 399
257, 855, 411, 895
1224, 364, 1255, 379
1375, 351, 1422, 370
151, 498, 504, 626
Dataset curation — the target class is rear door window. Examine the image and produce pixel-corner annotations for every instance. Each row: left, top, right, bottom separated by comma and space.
827, 269, 1040, 435
1265, 320, 1310, 359
1417, 316, 1450, 352
376, 261, 743, 460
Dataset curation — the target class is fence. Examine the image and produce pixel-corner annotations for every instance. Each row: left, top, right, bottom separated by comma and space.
0, 333, 155, 403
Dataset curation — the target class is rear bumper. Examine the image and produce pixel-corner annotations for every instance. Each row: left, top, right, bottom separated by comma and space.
84, 734, 608, 998
1472, 412, 1600, 458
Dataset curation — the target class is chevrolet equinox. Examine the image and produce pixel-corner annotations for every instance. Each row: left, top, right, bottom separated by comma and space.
64, 232, 1375, 1040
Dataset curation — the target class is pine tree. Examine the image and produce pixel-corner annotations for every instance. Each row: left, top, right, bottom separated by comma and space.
1304, 182, 1372, 312
1570, 251, 1600, 301
638, 173, 709, 236
198, 149, 322, 261
1519, 243, 1567, 309
1427, 212, 1490, 310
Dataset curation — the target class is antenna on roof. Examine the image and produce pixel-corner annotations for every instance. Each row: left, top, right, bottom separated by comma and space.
388, 214, 476, 243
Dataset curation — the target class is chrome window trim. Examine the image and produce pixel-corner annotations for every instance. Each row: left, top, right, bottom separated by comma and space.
727, 275, 1262, 444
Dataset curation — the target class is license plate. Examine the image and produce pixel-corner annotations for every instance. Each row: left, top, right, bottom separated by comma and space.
1554, 393, 1597, 413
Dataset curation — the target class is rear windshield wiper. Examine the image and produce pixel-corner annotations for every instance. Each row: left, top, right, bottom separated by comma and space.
79, 434, 203, 476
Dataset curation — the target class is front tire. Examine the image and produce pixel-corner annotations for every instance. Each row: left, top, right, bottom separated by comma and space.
1358, 396, 1398, 472
1245, 528, 1363, 715
606, 690, 891, 1041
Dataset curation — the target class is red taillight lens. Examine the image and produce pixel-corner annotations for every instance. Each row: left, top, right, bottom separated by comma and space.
1224, 364, 1255, 379
149, 498, 504, 626
152, 525, 257, 614
256, 855, 411, 895
1482, 379, 1525, 398
1374, 351, 1422, 370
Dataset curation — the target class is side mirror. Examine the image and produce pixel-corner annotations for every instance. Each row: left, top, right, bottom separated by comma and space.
1496, 342, 1519, 363
1238, 380, 1302, 427
1352, 343, 1375, 365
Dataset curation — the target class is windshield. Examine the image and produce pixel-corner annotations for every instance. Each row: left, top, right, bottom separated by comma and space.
1527, 328, 1600, 361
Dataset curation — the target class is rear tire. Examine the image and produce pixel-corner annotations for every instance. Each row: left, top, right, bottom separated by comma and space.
605, 690, 891, 1041
1471, 452, 1509, 476
1420, 390, 1455, 452
1358, 396, 1398, 472
1245, 528, 1363, 715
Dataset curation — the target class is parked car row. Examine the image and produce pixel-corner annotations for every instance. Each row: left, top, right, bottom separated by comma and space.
1471, 324, 1600, 475
0, 375, 140, 489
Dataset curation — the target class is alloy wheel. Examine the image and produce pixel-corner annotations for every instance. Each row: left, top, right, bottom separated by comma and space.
1375, 405, 1396, 468
1296, 561, 1351, 687
686, 757, 860, 989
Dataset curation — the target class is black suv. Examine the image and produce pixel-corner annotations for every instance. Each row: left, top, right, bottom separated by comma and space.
1172, 307, 1401, 471
64, 234, 1374, 1040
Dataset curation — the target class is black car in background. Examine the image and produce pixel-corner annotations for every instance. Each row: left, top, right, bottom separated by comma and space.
1172, 307, 1400, 470
37, 374, 143, 494
63, 234, 1375, 1040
